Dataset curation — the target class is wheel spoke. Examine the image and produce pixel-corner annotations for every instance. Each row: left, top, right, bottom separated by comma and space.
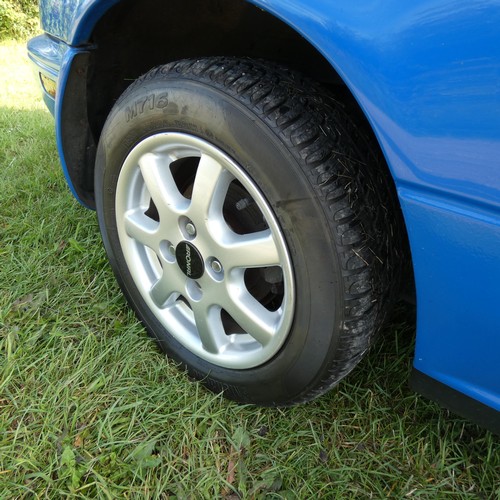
149, 269, 184, 308
139, 153, 188, 213
220, 229, 281, 269
123, 208, 159, 250
223, 287, 277, 346
189, 153, 233, 221
191, 302, 226, 354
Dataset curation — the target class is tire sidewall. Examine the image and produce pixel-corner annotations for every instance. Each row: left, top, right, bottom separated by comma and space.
95, 76, 344, 403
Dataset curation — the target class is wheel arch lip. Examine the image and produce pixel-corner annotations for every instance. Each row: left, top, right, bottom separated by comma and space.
35, 0, 384, 211
55, 47, 91, 206
28, 32, 93, 207
37, 0, 390, 206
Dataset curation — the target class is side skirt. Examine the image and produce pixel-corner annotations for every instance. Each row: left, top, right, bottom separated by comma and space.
411, 369, 500, 435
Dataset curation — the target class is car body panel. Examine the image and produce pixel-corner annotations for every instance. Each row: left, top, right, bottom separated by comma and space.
401, 188, 500, 410
38, 0, 120, 45
26, 34, 68, 115
29, 0, 500, 423
27, 35, 85, 202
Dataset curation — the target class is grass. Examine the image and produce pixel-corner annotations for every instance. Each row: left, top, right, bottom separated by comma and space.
0, 1, 38, 41
0, 39, 498, 498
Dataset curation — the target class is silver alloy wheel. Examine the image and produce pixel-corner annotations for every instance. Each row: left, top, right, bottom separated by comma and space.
115, 133, 295, 369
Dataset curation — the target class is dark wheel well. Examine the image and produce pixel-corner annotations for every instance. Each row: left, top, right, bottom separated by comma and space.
86, 0, 343, 144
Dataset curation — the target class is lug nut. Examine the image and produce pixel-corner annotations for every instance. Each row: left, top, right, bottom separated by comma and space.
211, 260, 223, 273
185, 222, 196, 237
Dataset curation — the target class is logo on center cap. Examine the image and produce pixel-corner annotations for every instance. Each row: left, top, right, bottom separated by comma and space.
175, 241, 204, 279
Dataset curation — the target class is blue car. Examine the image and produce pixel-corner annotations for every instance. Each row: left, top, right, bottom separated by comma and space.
28, 0, 499, 433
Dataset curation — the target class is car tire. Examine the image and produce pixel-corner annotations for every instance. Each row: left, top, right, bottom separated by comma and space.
95, 57, 399, 405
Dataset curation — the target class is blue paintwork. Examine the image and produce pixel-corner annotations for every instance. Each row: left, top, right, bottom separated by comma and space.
26, 35, 68, 115
27, 35, 84, 202
30, 0, 500, 416
39, 0, 121, 46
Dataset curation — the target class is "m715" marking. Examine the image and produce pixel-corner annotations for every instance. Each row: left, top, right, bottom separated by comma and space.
125, 93, 169, 121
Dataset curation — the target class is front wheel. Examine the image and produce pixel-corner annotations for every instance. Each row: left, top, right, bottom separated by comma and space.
95, 58, 398, 405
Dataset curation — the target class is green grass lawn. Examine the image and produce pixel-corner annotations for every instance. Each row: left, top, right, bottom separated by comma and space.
0, 40, 498, 499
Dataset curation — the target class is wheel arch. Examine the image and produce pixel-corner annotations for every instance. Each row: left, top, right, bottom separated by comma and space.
60, 0, 345, 207
60, 0, 414, 299
60, 0, 391, 199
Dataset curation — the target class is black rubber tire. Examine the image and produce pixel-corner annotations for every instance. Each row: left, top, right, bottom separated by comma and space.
95, 57, 399, 405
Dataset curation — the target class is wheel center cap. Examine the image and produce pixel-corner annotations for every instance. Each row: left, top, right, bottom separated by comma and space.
176, 241, 204, 279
